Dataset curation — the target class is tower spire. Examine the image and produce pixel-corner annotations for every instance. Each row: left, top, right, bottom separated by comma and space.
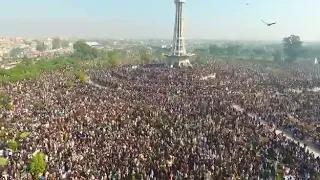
166, 0, 194, 68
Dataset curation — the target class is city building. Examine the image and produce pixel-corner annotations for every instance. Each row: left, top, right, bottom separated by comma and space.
85, 41, 104, 49
44, 38, 53, 50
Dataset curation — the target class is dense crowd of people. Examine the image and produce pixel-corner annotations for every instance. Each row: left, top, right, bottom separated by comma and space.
0, 60, 320, 179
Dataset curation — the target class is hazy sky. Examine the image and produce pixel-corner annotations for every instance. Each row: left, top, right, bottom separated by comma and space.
0, 0, 319, 41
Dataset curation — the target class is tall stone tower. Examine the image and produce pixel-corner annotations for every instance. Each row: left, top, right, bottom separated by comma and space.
166, 0, 194, 68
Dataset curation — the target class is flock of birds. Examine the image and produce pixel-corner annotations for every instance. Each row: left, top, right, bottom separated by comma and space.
246, 2, 277, 27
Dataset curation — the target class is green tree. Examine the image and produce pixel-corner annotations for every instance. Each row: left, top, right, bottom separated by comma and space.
36, 42, 47, 52
153, 47, 169, 62
226, 45, 241, 57
29, 152, 46, 179
10, 48, 23, 58
239, 48, 252, 57
208, 45, 223, 56
61, 40, 69, 48
23, 40, 32, 45
107, 51, 120, 66
301, 46, 320, 59
194, 56, 209, 65
272, 50, 282, 61
52, 38, 61, 50
73, 41, 98, 60
96, 50, 108, 60
252, 48, 268, 57
283, 35, 303, 62
7, 140, 18, 151
193, 48, 208, 56
140, 50, 152, 64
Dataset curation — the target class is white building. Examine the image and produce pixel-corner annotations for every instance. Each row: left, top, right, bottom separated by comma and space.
85, 42, 100, 47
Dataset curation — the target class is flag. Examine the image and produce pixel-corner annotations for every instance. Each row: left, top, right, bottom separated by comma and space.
111, 170, 116, 180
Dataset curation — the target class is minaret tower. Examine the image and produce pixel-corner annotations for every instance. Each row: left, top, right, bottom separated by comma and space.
166, 0, 194, 68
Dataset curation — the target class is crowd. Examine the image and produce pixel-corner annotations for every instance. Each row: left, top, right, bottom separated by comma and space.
0, 60, 320, 179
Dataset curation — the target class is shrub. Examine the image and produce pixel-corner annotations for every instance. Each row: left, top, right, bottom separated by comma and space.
74, 71, 87, 84
107, 51, 120, 66
5, 104, 14, 111
29, 152, 46, 179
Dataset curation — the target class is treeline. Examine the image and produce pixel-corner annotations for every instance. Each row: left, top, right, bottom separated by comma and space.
0, 41, 107, 84
193, 44, 276, 63
4, 36, 318, 84
193, 35, 320, 63
0, 40, 156, 84
72, 41, 153, 64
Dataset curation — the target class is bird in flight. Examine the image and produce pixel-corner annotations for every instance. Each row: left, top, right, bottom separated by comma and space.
261, 19, 277, 26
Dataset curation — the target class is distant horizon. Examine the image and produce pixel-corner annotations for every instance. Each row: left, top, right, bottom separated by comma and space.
4, 35, 320, 45
3, 37, 320, 45
20, 38, 320, 44
1, 1, 320, 41
0, 34, 301, 42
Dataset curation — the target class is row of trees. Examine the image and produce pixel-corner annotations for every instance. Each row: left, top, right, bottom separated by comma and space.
192, 35, 320, 63
271, 35, 316, 62
193, 44, 274, 61
1, 40, 134, 83
206, 44, 271, 58
72, 41, 154, 65
73, 41, 99, 60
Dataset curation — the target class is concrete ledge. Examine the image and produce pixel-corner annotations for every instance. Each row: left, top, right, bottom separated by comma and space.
166, 55, 193, 68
